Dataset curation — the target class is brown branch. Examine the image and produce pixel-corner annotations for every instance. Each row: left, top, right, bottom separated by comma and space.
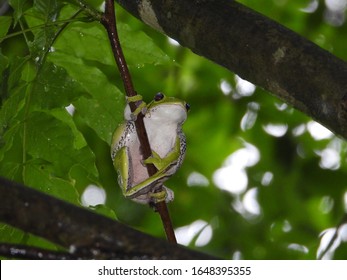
0, 176, 215, 259
116, 0, 347, 140
100, 0, 176, 243
101, 0, 136, 99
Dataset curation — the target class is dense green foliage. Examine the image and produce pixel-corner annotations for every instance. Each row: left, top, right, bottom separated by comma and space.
1, 0, 347, 259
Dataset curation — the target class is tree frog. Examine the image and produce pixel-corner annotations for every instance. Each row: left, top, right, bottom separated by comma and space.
111, 93, 190, 205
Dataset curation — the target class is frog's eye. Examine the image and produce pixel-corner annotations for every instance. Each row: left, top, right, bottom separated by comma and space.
154, 92, 165, 101
185, 103, 191, 112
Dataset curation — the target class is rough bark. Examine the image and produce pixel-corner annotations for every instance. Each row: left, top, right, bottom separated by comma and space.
116, 0, 347, 139
0, 177, 214, 259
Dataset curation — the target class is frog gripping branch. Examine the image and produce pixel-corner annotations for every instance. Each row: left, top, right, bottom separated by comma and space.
111, 93, 189, 205
101, 0, 187, 244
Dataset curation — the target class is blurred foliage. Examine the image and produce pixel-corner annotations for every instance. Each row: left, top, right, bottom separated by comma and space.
1, 0, 347, 259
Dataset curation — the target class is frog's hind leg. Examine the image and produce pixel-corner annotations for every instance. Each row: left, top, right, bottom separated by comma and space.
113, 146, 132, 197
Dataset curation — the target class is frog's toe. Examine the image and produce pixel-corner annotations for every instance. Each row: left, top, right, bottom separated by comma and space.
163, 186, 174, 203
149, 190, 166, 203
149, 186, 174, 204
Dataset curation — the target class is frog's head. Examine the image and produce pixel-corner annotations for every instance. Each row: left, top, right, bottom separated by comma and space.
146, 93, 190, 125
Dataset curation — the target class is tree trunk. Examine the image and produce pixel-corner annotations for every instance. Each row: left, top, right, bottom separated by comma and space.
116, 0, 347, 139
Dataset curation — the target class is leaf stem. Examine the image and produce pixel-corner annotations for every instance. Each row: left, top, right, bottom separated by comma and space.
0, 17, 86, 41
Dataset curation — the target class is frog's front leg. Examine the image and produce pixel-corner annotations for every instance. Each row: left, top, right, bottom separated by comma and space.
143, 137, 181, 174
126, 95, 147, 121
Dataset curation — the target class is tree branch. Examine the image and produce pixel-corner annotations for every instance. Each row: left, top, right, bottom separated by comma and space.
0, 177, 214, 259
116, 0, 347, 139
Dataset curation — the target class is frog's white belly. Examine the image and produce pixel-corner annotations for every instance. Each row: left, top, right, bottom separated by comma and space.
126, 121, 176, 187
145, 120, 177, 158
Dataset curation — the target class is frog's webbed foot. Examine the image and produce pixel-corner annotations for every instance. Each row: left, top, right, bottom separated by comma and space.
149, 190, 166, 203
149, 186, 174, 204
127, 95, 147, 121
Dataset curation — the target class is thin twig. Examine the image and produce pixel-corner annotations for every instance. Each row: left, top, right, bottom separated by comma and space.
100, 0, 177, 244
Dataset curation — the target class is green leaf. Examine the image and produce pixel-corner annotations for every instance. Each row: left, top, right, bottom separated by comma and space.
50, 108, 87, 149
24, 159, 80, 204
33, 62, 86, 109
21, 59, 36, 82
25, 111, 98, 180
74, 86, 124, 145
0, 52, 9, 95
8, 0, 32, 25
33, 0, 61, 21
0, 59, 27, 163
0, 85, 24, 181
24, 3, 62, 60
51, 21, 169, 68
89, 204, 117, 220
25, 234, 59, 251
118, 23, 170, 67
7, 56, 30, 92
82, 0, 105, 10
51, 21, 114, 65
0, 124, 22, 176
0, 224, 25, 243
48, 51, 124, 144
0, 16, 12, 41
